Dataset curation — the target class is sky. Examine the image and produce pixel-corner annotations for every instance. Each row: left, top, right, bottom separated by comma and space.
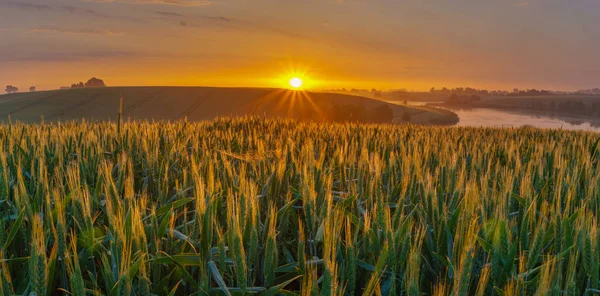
0, 0, 599, 91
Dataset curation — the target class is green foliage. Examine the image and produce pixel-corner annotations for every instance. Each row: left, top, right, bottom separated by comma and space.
0, 117, 599, 295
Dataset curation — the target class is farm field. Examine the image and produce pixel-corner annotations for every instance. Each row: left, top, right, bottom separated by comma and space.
1, 117, 599, 295
0, 87, 458, 125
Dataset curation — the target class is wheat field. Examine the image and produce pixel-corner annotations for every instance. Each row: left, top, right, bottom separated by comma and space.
0, 87, 458, 125
0, 117, 599, 295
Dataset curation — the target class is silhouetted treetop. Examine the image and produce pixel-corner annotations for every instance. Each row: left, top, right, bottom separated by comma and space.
431, 86, 558, 96
68, 77, 106, 89
85, 77, 106, 88
71, 82, 84, 89
5, 85, 19, 94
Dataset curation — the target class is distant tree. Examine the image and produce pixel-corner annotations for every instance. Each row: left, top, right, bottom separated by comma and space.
29, 86, 36, 92
448, 93, 459, 102
5, 85, 19, 94
370, 88, 382, 97
430, 87, 435, 93
71, 82, 84, 88
85, 77, 106, 88
510, 88, 554, 97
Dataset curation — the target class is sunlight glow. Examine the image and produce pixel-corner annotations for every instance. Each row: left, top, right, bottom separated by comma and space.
270, 63, 315, 90
289, 77, 303, 89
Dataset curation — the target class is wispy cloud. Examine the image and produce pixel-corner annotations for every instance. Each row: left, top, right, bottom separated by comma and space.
154, 11, 185, 17
2, 1, 111, 18
153, 11, 306, 39
204, 16, 231, 22
82, 0, 212, 6
30, 27, 125, 36
0, 50, 140, 62
174, 17, 310, 41
155, 10, 231, 22
512, 2, 530, 7
0, 50, 241, 63
153, 10, 232, 28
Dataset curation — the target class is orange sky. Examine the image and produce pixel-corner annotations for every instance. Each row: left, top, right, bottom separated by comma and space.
1, 0, 599, 91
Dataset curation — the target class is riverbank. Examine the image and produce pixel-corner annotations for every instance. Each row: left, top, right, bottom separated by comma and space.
429, 95, 600, 120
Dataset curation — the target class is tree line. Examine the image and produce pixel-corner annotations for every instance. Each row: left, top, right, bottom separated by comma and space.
4, 77, 106, 94
67, 77, 106, 89
430, 87, 555, 97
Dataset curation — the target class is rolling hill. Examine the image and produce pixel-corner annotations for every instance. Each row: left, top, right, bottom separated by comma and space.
0, 87, 458, 125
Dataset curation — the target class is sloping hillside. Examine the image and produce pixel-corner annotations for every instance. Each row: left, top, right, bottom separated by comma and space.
0, 87, 458, 125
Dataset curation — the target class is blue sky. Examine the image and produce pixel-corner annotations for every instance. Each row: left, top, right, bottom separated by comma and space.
0, 0, 599, 90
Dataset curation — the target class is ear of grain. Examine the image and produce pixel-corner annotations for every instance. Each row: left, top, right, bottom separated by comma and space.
0, 117, 598, 295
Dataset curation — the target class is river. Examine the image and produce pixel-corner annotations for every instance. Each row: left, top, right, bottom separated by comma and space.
384, 99, 600, 132
443, 106, 600, 132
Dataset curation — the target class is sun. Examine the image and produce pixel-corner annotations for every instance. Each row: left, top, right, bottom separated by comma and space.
273, 63, 314, 89
289, 77, 303, 89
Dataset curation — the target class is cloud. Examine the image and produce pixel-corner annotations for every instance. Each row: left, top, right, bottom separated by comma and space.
0, 28, 8, 32
82, 0, 212, 6
154, 12, 301, 38
204, 16, 231, 22
153, 10, 232, 27
0, 50, 140, 62
30, 27, 125, 36
2, 1, 111, 18
156, 10, 231, 22
512, 2, 530, 7
1, 1, 51, 10
155, 11, 185, 17
0, 50, 242, 63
